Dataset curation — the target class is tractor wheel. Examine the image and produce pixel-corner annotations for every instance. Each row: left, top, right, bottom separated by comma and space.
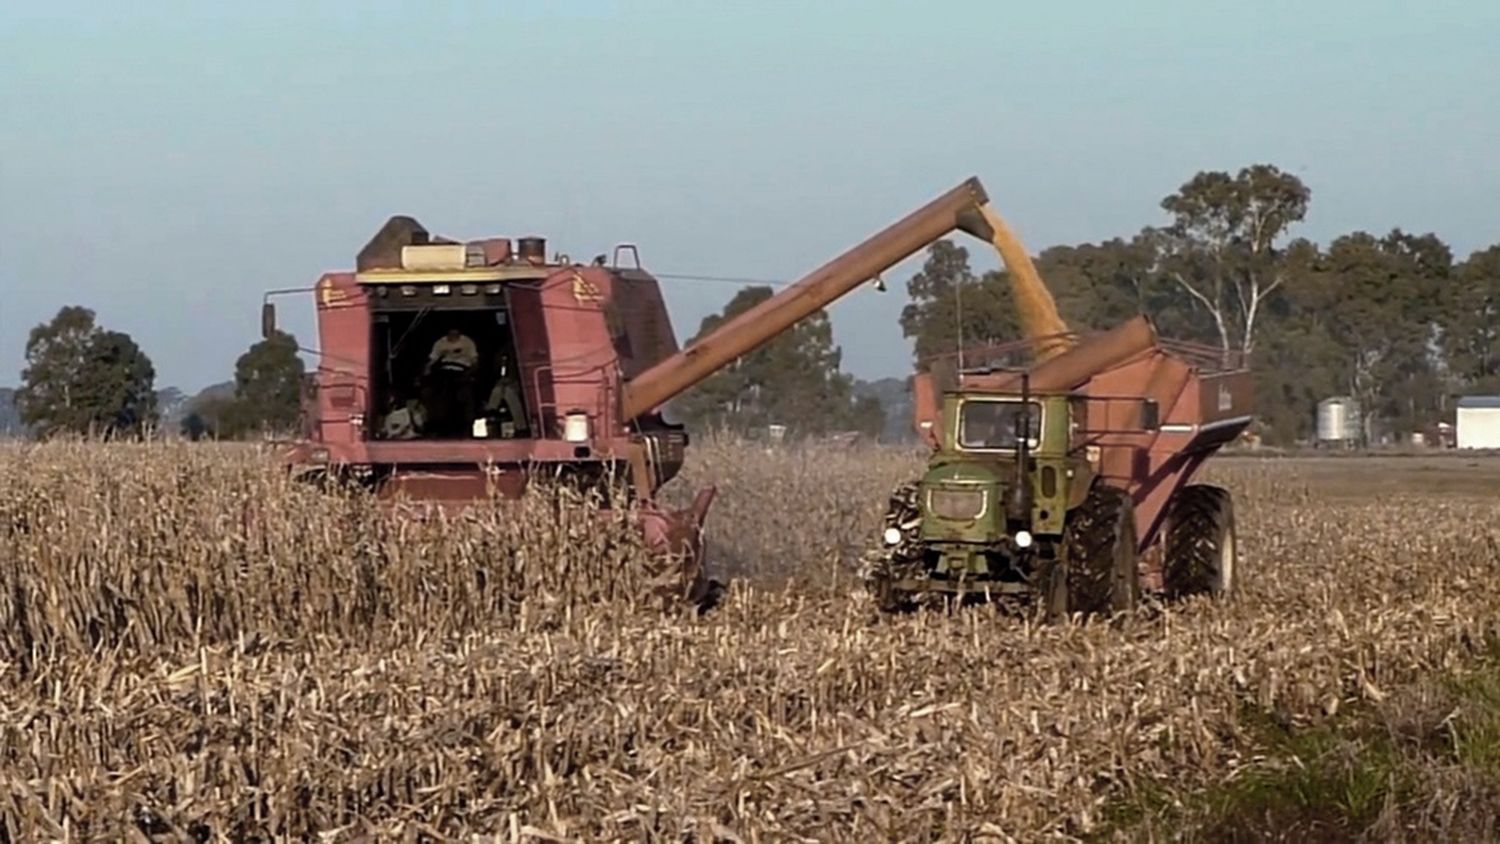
864, 482, 921, 613
1163, 484, 1237, 599
1061, 485, 1140, 616
871, 571, 915, 614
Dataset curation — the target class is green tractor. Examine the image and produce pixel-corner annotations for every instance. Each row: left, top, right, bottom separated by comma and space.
864, 317, 1252, 616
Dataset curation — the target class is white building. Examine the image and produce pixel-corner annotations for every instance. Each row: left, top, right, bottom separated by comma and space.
1455, 396, 1500, 449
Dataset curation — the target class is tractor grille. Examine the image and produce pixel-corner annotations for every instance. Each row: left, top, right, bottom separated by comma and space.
927, 487, 987, 520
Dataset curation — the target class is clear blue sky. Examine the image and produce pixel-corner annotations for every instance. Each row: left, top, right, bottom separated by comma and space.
2, 1, 1497, 391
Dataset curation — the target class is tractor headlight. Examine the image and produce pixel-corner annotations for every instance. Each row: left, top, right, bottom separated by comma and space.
882, 526, 903, 546
1014, 529, 1033, 549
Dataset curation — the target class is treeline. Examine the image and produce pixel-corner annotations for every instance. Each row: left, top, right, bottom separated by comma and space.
896, 163, 1497, 445
564, 161, 1500, 446
13, 163, 1489, 446
11, 306, 303, 439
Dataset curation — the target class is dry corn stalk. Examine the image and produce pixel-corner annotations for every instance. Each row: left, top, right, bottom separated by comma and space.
1, 441, 1498, 839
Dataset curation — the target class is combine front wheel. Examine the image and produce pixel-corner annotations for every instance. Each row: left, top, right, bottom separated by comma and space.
1163, 484, 1237, 599
1061, 485, 1140, 616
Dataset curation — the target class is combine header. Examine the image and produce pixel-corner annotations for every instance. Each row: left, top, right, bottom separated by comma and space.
265, 178, 1038, 603
864, 318, 1253, 615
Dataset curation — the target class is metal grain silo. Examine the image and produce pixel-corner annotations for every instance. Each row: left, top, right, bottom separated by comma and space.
1316, 397, 1359, 446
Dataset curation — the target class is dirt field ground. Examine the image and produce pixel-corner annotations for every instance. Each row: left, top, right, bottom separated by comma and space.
3, 443, 1500, 840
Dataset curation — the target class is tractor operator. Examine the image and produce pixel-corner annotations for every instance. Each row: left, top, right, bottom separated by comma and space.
427, 328, 478, 373
423, 328, 480, 435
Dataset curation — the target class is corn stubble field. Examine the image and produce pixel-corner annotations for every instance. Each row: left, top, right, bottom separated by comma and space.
4, 442, 1500, 840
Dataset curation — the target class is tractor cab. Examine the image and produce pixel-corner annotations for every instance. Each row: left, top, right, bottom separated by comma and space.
915, 390, 1094, 562
887, 354, 1167, 596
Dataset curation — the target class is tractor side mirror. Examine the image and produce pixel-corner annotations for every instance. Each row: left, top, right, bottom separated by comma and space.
261, 302, 276, 338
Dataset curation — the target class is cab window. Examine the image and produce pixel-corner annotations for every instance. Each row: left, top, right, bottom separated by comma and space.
958, 400, 1041, 450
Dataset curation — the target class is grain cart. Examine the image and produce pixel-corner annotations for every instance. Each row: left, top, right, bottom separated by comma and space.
263, 178, 1044, 604
864, 317, 1252, 615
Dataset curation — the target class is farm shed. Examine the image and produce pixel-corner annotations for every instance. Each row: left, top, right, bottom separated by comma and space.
1456, 396, 1500, 449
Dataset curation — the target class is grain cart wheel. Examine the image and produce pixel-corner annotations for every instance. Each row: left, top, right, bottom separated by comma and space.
1061, 485, 1140, 616
1163, 484, 1236, 599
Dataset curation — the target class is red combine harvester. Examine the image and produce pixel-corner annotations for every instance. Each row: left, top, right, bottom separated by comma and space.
263, 179, 1010, 602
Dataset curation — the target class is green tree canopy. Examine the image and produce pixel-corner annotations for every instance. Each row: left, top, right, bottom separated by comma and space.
1319, 230, 1452, 439
1151, 164, 1311, 354
899, 239, 1021, 364
847, 393, 886, 440
16, 306, 158, 437
670, 286, 878, 438
1442, 245, 1500, 394
889, 162, 1488, 446
229, 331, 305, 436
180, 334, 305, 440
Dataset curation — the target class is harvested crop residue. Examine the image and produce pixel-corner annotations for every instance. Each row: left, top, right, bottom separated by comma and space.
2, 443, 1499, 840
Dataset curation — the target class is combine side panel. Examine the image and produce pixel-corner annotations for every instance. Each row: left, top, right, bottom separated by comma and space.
312, 272, 370, 453
378, 469, 513, 502
610, 270, 681, 379
509, 266, 622, 438
544, 266, 621, 434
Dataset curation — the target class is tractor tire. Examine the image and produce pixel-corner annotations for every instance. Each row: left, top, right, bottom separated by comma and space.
1163, 484, 1237, 599
1061, 485, 1140, 616
864, 482, 921, 613
871, 572, 915, 614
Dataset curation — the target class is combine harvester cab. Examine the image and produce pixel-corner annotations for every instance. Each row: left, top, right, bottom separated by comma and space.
867, 317, 1254, 616
265, 179, 1021, 606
